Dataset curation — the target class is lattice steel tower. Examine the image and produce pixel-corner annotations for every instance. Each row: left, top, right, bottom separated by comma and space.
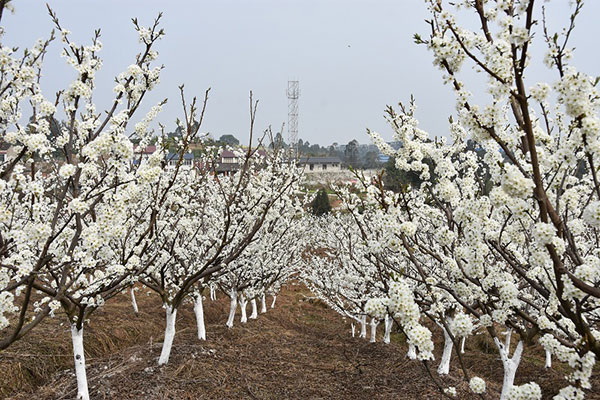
286, 80, 300, 158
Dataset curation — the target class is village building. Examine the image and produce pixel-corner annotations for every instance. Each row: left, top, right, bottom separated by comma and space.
297, 156, 343, 173
132, 145, 157, 165
165, 152, 194, 167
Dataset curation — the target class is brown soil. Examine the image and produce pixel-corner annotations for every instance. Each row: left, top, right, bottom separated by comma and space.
1, 283, 599, 399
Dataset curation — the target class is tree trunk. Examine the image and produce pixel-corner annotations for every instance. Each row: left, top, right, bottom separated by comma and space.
369, 317, 379, 343
70, 324, 89, 400
494, 330, 524, 400
210, 286, 216, 301
270, 294, 277, 309
460, 336, 466, 354
226, 290, 237, 328
130, 287, 139, 314
260, 293, 267, 313
250, 298, 258, 319
351, 323, 356, 338
545, 349, 551, 368
194, 294, 206, 340
407, 343, 417, 359
158, 305, 177, 365
359, 315, 367, 339
438, 326, 453, 375
239, 293, 248, 323
383, 315, 392, 344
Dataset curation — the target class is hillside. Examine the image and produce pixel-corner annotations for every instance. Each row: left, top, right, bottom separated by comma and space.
1, 284, 597, 399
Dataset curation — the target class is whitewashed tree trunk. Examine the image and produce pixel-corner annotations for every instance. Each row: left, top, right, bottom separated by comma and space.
260, 293, 267, 313
158, 305, 177, 365
460, 336, 466, 354
71, 324, 89, 400
270, 294, 277, 309
545, 349, 552, 368
130, 287, 139, 314
226, 290, 237, 328
351, 323, 356, 338
407, 343, 417, 359
239, 293, 248, 323
210, 286, 216, 301
383, 315, 392, 344
249, 299, 258, 319
438, 326, 454, 375
359, 315, 367, 338
369, 317, 379, 343
194, 294, 206, 340
494, 330, 524, 400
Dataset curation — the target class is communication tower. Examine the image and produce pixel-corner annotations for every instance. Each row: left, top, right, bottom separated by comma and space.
286, 80, 300, 158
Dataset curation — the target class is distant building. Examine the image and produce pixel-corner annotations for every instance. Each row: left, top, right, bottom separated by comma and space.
132, 145, 157, 165
214, 150, 240, 175
378, 154, 390, 163
220, 150, 239, 165
165, 152, 194, 167
214, 149, 268, 175
297, 156, 342, 173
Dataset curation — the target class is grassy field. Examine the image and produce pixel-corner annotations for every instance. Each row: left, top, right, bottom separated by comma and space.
1, 283, 598, 399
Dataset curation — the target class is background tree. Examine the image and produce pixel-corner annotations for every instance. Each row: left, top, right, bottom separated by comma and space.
382, 157, 426, 191
218, 134, 239, 146
362, 150, 379, 169
270, 131, 286, 150
344, 139, 359, 168
310, 188, 331, 216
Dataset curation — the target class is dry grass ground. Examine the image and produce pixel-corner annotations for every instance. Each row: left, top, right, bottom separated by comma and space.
1, 283, 599, 399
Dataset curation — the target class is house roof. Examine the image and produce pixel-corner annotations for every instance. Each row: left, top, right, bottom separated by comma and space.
133, 145, 157, 154
297, 156, 342, 164
166, 152, 194, 161
221, 150, 237, 158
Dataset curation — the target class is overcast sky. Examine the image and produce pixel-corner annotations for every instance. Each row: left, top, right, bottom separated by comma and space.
4, 1, 600, 146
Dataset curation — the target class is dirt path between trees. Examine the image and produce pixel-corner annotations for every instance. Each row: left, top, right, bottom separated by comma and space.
1, 283, 598, 399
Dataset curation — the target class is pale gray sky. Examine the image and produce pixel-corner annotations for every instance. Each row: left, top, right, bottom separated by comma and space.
5, 1, 600, 146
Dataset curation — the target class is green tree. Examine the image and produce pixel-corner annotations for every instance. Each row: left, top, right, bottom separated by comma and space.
311, 188, 331, 216
270, 132, 286, 150
344, 139, 359, 167
382, 157, 425, 192
363, 150, 379, 169
219, 134, 239, 146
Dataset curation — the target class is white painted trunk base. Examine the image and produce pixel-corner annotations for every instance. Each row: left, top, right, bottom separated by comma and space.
407, 343, 417, 359
369, 317, 379, 343
194, 295, 206, 340
226, 290, 237, 328
239, 294, 248, 323
260, 293, 267, 313
130, 288, 139, 314
250, 299, 258, 319
383, 315, 392, 344
270, 294, 277, 309
460, 336, 466, 354
545, 349, 552, 368
359, 315, 367, 339
438, 328, 453, 375
494, 330, 524, 400
71, 325, 90, 400
158, 306, 177, 365
210, 286, 216, 301
351, 323, 356, 338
